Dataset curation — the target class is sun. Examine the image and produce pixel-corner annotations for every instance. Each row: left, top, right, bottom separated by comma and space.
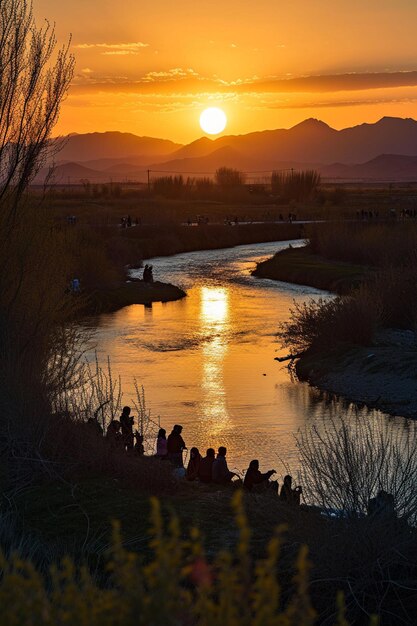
199, 107, 227, 135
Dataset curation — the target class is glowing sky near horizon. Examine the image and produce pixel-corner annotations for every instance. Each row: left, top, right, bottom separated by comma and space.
36, 0, 417, 142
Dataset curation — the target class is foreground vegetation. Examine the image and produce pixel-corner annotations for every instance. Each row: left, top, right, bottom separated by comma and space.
0, 490, 383, 626
2, 2, 417, 623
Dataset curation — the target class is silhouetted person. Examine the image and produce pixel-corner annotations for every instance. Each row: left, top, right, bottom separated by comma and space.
244, 460, 277, 493
148, 265, 154, 282
280, 475, 302, 505
167, 424, 186, 467
156, 428, 168, 458
198, 448, 216, 483
143, 264, 150, 282
368, 490, 396, 521
120, 406, 134, 451
134, 431, 144, 455
87, 417, 103, 436
212, 447, 237, 484
186, 447, 201, 481
106, 420, 123, 449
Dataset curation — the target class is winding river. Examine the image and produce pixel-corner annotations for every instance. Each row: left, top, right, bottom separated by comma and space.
85, 240, 398, 474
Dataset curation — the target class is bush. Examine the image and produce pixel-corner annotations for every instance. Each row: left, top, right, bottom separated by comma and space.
0, 491, 365, 626
278, 287, 381, 354
296, 415, 417, 523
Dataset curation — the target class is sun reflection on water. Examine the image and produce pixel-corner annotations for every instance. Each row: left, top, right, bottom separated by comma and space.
199, 287, 230, 435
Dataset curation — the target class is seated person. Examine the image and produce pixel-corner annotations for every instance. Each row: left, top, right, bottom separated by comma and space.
279, 475, 302, 505
167, 424, 187, 467
243, 459, 277, 492
186, 447, 201, 481
368, 490, 396, 521
212, 447, 237, 484
156, 428, 168, 458
198, 448, 215, 483
134, 431, 145, 455
106, 420, 123, 449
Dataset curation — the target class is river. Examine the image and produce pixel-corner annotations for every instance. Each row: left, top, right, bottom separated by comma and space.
85, 240, 396, 475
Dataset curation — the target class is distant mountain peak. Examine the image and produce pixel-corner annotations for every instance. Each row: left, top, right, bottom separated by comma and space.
377, 116, 416, 126
292, 118, 332, 131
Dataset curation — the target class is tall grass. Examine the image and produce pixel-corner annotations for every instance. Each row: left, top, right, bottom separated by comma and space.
307, 221, 417, 267
271, 170, 321, 201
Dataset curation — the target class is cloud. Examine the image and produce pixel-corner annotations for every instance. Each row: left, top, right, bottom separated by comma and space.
74, 42, 149, 55
69, 69, 417, 118
262, 95, 417, 110
141, 68, 200, 82
245, 71, 417, 93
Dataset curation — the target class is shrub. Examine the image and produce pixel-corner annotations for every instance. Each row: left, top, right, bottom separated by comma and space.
296, 415, 417, 523
0, 491, 364, 626
278, 287, 381, 354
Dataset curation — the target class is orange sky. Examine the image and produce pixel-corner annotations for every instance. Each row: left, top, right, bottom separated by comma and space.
36, 0, 417, 143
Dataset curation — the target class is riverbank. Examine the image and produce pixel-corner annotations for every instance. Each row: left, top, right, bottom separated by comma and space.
85, 279, 186, 314
252, 245, 369, 293
123, 221, 305, 260
296, 329, 417, 418
256, 246, 417, 418
77, 223, 304, 315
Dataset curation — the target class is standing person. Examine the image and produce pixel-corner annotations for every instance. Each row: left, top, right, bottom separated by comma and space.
143, 264, 149, 282
167, 424, 186, 467
280, 475, 302, 505
148, 265, 154, 283
156, 428, 168, 459
198, 448, 215, 483
243, 460, 277, 492
212, 447, 237, 484
120, 406, 134, 451
186, 447, 201, 481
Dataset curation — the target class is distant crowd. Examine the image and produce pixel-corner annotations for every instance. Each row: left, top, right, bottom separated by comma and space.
90, 408, 302, 504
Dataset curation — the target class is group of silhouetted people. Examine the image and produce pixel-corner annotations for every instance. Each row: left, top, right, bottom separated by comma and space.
155, 424, 302, 502
105, 406, 144, 455
92, 414, 302, 502
120, 215, 140, 228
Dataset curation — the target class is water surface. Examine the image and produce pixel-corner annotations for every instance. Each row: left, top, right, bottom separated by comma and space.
86, 240, 402, 474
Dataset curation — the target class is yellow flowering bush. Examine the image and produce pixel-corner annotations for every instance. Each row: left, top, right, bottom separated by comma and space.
0, 492, 377, 626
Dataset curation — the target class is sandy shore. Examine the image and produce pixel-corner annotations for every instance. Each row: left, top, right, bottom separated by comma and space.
296, 329, 417, 418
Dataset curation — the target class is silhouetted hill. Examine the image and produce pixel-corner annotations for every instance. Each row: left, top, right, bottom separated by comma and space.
322, 154, 417, 181
56, 132, 182, 162
170, 136, 216, 159
39, 118, 417, 183
48, 162, 106, 183
182, 117, 417, 164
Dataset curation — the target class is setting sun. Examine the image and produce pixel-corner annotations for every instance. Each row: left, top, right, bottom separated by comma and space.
199, 107, 227, 135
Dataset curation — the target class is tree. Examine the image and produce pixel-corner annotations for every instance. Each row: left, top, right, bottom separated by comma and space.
0, 0, 75, 446
0, 0, 74, 220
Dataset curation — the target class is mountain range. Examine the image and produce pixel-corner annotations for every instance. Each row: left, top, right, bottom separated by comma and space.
43, 117, 417, 184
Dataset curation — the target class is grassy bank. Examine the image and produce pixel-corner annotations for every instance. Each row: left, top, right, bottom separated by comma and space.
121, 222, 304, 260
275, 222, 417, 420
253, 246, 369, 294
85, 280, 186, 315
